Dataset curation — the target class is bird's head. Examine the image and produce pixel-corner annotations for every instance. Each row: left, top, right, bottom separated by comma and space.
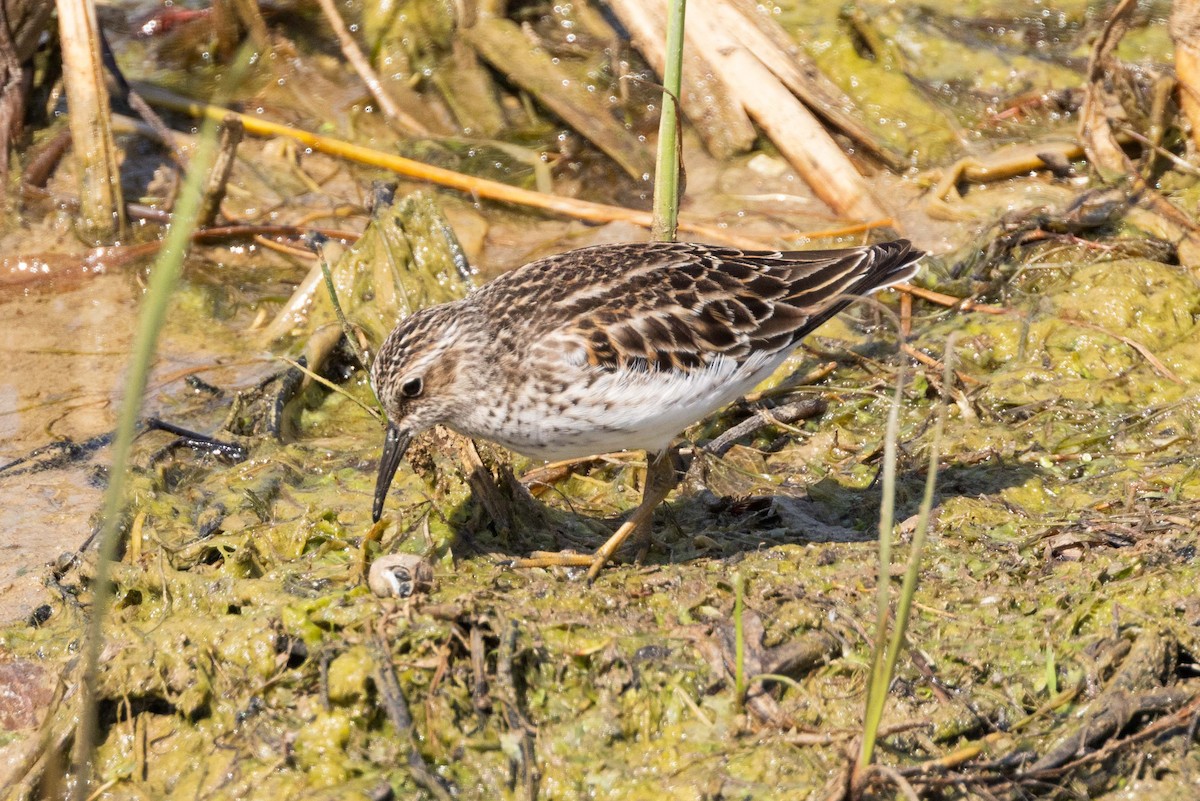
369, 306, 470, 521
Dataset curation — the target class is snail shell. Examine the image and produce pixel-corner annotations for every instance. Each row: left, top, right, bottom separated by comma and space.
368, 554, 434, 598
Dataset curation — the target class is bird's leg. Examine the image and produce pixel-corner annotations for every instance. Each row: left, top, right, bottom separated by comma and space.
585, 448, 682, 580
516, 447, 683, 579
631, 447, 691, 563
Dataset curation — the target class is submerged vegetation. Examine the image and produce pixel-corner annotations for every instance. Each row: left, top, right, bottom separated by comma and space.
0, 0, 1198, 799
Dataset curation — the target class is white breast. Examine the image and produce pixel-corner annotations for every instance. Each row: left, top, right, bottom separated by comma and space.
484, 350, 793, 460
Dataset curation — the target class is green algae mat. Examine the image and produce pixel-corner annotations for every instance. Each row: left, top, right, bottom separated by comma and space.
3, 193, 1199, 800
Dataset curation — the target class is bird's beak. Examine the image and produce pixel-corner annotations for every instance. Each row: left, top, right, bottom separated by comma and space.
372, 423, 412, 522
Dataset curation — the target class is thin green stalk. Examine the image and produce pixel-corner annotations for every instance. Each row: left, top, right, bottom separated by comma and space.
312, 245, 386, 424
734, 571, 746, 704
1044, 645, 1058, 696
651, 0, 686, 242
71, 51, 252, 800
275, 355, 380, 420
859, 340, 955, 772
314, 247, 387, 420
317, 247, 370, 372
877, 364, 947, 717
858, 363, 905, 770
748, 673, 805, 694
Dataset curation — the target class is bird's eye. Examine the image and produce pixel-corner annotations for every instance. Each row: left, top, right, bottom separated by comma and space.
400, 377, 424, 398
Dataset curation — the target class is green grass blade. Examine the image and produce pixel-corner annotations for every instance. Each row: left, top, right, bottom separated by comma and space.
878, 350, 949, 719
734, 570, 746, 704
71, 50, 254, 800
858, 338, 955, 774
858, 363, 906, 768
651, 0, 686, 243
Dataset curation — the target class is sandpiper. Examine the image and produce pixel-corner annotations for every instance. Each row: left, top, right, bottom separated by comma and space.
371, 240, 922, 579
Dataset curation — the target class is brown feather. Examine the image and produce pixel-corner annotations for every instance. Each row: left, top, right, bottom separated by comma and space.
471, 240, 922, 374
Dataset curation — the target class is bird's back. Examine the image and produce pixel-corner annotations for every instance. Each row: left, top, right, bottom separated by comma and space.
472, 240, 923, 374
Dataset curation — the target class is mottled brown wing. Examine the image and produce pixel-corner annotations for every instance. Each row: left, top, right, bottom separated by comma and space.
516, 240, 921, 373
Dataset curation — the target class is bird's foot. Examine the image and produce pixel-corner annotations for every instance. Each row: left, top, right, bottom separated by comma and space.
511, 448, 683, 581
512, 514, 644, 581
511, 549, 617, 584
514, 551, 596, 569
